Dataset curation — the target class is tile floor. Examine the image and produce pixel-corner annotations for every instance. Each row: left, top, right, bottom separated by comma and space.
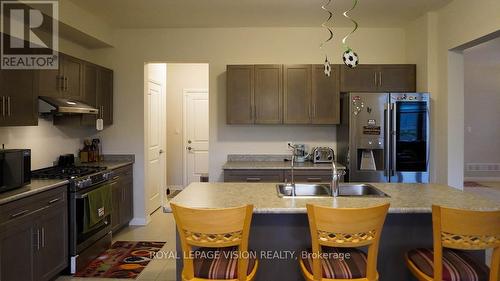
464, 181, 500, 203
56, 209, 178, 281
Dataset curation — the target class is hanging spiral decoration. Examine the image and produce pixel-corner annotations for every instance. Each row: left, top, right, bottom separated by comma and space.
320, 0, 334, 76
341, 0, 360, 68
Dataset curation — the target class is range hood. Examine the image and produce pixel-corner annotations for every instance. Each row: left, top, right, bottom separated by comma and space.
39, 96, 98, 115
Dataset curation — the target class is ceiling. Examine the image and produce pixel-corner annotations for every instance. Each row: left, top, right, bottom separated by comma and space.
69, 0, 452, 28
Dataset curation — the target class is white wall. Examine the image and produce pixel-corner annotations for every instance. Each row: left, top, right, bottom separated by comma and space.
165, 63, 209, 187
464, 38, 500, 179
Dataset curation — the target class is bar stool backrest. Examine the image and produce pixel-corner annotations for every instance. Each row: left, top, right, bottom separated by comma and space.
171, 203, 254, 281
306, 203, 390, 281
432, 205, 500, 281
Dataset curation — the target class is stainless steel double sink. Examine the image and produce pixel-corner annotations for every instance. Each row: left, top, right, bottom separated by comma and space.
276, 183, 390, 198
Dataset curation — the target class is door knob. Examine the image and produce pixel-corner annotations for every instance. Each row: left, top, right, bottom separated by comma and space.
159, 149, 164, 154
187, 140, 192, 144
187, 147, 192, 151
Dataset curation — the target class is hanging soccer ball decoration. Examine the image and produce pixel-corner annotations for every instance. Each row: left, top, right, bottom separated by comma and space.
342, 49, 359, 68
324, 56, 332, 76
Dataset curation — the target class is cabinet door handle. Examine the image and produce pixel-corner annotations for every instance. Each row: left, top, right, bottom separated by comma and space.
41, 227, 45, 248
48, 198, 60, 204
36, 229, 40, 251
64, 77, 68, 91
58, 75, 64, 91
379, 71, 382, 86
101, 105, 104, 119
1, 96, 4, 117
6, 96, 11, 116
307, 177, 322, 182
374, 72, 377, 86
246, 177, 261, 182
10, 209, 29, 219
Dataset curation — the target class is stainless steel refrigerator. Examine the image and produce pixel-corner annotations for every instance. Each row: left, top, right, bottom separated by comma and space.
337, 92, 430, 183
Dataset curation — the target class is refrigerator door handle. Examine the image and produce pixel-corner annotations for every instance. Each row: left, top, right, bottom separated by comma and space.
391, 102, 397, 177
384, 103, 391, 179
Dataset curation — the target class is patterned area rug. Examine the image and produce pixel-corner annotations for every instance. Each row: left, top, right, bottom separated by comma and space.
75, 241, 166, 279
464, 181, 487, 187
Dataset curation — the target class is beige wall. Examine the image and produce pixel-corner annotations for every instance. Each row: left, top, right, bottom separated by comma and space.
464, 38, 500, 179
91, 27, 407, 194
165, 64, 209, 188
405, 0, 500, 186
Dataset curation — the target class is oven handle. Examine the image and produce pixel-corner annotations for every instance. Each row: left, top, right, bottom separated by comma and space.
74, 180, 117, 199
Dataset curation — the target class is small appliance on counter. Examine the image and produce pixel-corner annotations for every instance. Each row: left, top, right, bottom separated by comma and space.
0, 148, 31, 193
312, 147, 335, 163
290, 144, 309, 163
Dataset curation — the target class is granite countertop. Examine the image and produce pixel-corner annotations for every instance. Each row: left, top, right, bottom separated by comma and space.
0, 179, 69, 205
223, 161, 346, 170
164, 182, 500, 214
0, 156, 135, 205
86, 160, 134, 170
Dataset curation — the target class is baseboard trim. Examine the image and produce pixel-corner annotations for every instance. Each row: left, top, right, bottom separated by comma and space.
464, 177, 500, 181
129, 216, 151, 226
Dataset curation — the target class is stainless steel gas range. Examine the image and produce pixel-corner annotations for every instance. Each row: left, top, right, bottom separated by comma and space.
32, 164, 116, 273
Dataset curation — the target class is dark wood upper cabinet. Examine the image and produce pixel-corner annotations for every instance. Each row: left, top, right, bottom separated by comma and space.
61, 55, 84, 99
340, 65, 379, 92
227, 65, 254, 124
254, 65, 282, 124
37, 54, 84, 99
37, 67, 62, 98
0, 69, 38, 126
97, 68, 113, 125
378, 65, 416, 92
283, 64, 312, 124
340, 64, 416, 92
83, 63, 98, 106
311, 64, 340, 124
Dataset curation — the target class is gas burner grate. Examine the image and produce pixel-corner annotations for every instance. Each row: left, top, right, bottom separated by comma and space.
31, 166, 107, 180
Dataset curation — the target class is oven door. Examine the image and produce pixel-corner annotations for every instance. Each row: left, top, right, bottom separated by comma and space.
70, 181, 114, 255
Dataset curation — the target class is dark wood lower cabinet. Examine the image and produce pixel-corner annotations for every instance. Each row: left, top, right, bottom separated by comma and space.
37, 205, 68, 281
0, 186, 67, 281
224, 169, 344, 183
111, 165, 134, 233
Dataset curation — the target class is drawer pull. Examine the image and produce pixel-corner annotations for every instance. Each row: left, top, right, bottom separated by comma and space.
48, 198, 61, 204
10, 209, 30, 219
246, 177, 261, 182
307, 177, 322, 182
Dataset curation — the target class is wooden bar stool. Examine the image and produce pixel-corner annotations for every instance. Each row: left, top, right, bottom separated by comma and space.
405, 205, 500, 281
300, 203, 390, 281
170, 203, 257, 281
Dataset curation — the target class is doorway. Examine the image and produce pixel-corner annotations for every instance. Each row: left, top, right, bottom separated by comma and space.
164, 64, 209, 192
463, 37, 500, 183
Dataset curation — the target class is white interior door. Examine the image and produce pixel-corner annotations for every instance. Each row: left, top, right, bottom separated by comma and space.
147, 81, 164, 214
184, 90, 209, 186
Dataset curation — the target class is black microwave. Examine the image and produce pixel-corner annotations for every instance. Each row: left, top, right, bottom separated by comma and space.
0, 149, 31, 193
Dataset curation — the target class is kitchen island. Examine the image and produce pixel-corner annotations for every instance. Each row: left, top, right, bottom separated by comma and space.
164, 183, 499, 281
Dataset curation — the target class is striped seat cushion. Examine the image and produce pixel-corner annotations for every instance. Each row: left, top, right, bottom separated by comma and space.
300, 247, 367, 279
407, 248, 489, 281
192, 247, 256, 280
